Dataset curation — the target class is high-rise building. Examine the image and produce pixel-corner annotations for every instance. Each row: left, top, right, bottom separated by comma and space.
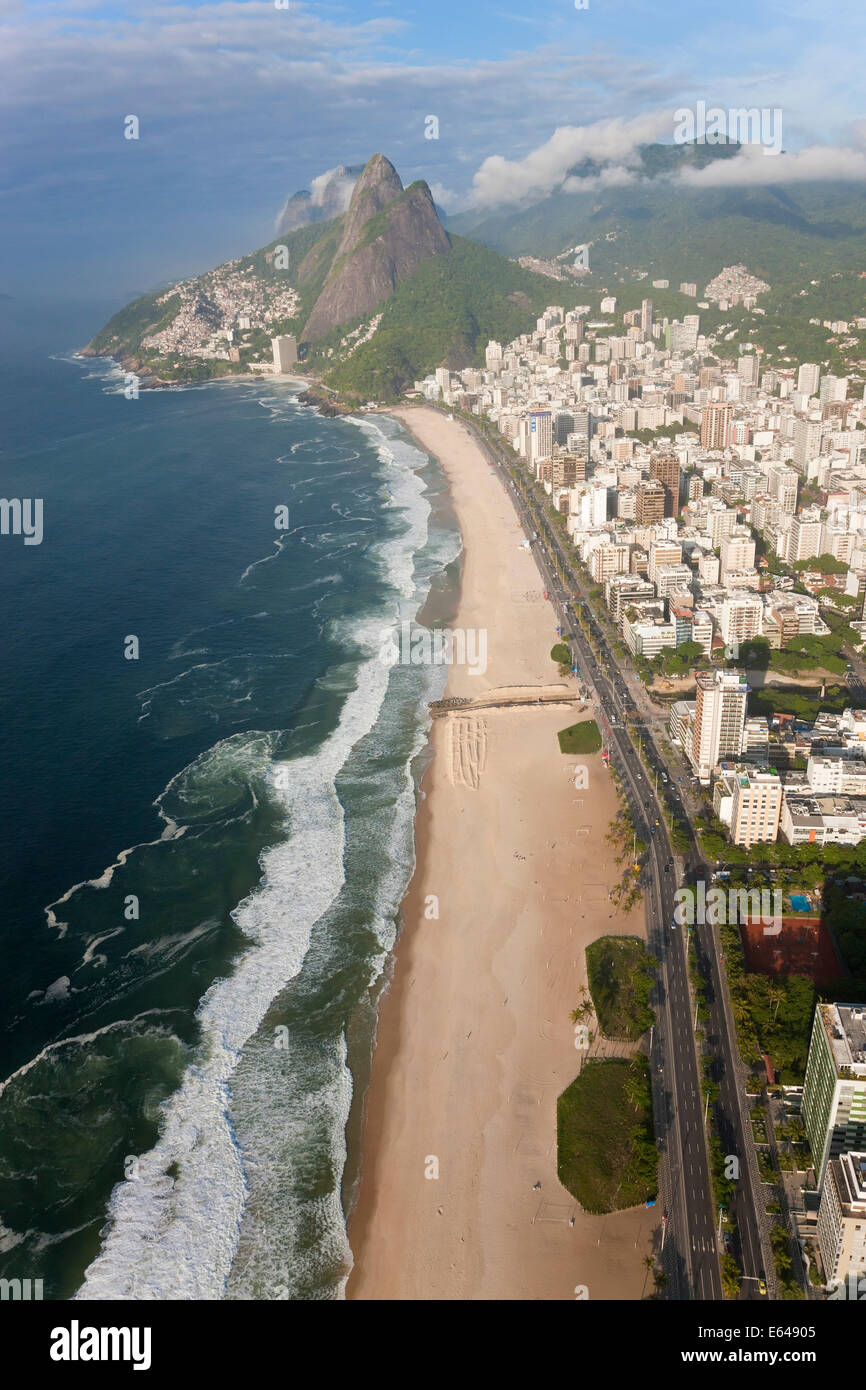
485, 340, 503, 372
820, 374, 848, 406
720, 593, 763, 646
650, 452, 681, 517
647, 540, 683, 584
793, 417, 822, 472
768, 464, 798, 514
640, 298, 653, 337
554, 411, 574, 446
271, 335, 298, 372
719, 531, 757, 581
737, 354, 758, 385
797, 363, 820, 396
783, 511, 823, 565
817, 1151, 866, 1291
680, 282, 698, 297
590, 542, 630, 584
689, 669, 750, 782
687, 473, 703, 503
730, 769, 782, 848
700, 402, 732, 450
635, 480, 666, 526
803, 1004, 866, 1185
528, 410, 553, 463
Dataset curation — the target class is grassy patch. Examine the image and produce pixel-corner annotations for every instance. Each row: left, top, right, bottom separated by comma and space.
586, 936, 656, 1040
557, 1057, 658, 1213
557, 719, 601, 754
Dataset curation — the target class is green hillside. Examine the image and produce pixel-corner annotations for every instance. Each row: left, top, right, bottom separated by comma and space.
323, 235, 584, 401
447, 146, 866, 293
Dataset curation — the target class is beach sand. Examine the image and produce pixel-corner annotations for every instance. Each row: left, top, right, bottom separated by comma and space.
346, 406, 658, 1300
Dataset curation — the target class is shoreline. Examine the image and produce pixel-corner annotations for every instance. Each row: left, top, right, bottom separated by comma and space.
346, 405, 657, 1300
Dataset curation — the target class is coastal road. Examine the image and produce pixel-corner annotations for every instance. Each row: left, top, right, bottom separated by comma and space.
516, 484, 771, 1300
453, 416, 724, 1299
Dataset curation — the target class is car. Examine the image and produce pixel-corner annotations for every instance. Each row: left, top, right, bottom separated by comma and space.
656, 1064, 664, 1073
664, 863, 670, 872
757, 1273, 767, 1296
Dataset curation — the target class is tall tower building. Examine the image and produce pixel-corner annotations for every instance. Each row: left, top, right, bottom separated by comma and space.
640, 298, 653, 337
797, 363, 820, 396
803, 1004, 866, 1185
649, 452, 681, 517
730, 769, 782, 849
700, 402, 732, 450
271, 335, 298, 373
817, 1151, 866, 1292
528, 410, 553, 463
793, 417, 822, 472
689, 668, 750, 783
635, 479, 666, 526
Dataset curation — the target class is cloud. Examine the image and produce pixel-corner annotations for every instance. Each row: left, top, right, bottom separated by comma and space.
672, 141, 866, 187
466, 112, 673, 208
308, 166, 356, 210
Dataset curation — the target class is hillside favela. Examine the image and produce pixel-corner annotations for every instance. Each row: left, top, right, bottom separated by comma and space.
2, 0, 866, 1365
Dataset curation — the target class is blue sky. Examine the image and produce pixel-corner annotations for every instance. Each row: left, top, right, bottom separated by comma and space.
2, 0, 865, 305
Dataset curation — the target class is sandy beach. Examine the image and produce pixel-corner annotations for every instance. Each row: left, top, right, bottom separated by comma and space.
347, 406, 658, 1300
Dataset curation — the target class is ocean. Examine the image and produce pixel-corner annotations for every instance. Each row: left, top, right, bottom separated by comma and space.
0, 301, 460, 1299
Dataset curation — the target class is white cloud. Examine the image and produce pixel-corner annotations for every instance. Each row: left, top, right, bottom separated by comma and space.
673, 141, 866, 187
466, 112, 673, 208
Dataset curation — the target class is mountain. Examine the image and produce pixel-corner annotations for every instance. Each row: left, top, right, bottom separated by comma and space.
446, 142, 866, 291
84, 152, 477, 395
274, 164, 364, 235
301, 154, 451, 341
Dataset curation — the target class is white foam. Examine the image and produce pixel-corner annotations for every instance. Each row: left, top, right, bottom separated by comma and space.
74, 412, 435, 1300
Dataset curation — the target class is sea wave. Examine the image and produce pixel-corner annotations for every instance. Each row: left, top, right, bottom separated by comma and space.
74, 412, 439, 1300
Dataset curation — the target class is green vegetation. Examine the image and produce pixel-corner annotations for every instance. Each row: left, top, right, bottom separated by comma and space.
791, 553, 850, 575
585, 936, 656, 1040
89, 290, 182, 356
721, 1253, 742, 1300
557, 719, 601, 754
748, 685, 850, 722
557, 1057, 658, 1213
325, 235, 590, 401
550, 642, 571, 668
771, 1224, 806, 1300
719, 922, 817, 1083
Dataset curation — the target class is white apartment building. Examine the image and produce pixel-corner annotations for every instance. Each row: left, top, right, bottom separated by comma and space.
783, 510, 824, 565
707, 507, 738, 547
729, 768, 782, 848
817, 1151, 866, 1290
807, 755, 866, 797
590, 541, 630, 584
720, 593, 764, 646
624, 617, 677, 659
780, 793, 866, 847
689, 669, 750, 782
719, 530, 757, 580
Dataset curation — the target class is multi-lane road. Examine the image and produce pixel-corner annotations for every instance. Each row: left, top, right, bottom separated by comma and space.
457, 413, 775, 1301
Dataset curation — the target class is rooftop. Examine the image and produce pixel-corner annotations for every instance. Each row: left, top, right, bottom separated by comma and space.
820, 1004, 866, 1077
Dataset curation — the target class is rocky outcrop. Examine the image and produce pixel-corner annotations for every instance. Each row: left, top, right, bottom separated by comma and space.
302, 154, 450, 343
